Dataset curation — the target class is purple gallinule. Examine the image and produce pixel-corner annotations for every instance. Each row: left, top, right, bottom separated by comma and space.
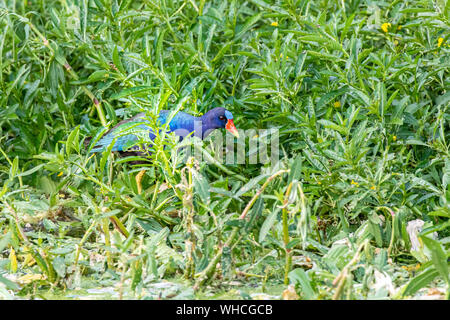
91, 107, 238, 193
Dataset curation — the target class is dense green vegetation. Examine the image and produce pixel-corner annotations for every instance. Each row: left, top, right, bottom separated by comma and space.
0, 0, 449, 300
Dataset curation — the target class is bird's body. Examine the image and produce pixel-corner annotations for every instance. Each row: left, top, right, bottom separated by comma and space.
89, 106, 238, 194
91, 107, 238, 155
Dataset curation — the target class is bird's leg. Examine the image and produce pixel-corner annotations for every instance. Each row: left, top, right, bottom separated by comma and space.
136, 169, 146, 194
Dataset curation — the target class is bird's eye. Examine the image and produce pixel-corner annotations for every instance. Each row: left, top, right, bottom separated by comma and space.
219, 115, 226, 121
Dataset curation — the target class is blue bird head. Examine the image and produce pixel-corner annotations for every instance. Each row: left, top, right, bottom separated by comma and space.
201, 107, 238, 138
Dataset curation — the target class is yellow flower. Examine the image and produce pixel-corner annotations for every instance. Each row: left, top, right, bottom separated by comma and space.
381, 23, 391, 33
437, 37, 444, 47
57, 171, 63, 177
351, 180, 359, 186
397, 25, 402, 30
279, 53, 289, 59
370, 186, 376, 190
333, 101, 341, 108
271, 21, 279, 27
393, 135, 397, 142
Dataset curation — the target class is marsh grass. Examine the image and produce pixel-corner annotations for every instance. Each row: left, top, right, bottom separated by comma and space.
0, 0, 448, 300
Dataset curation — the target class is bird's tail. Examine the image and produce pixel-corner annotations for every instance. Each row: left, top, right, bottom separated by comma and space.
83, 136, 92, 149
84, 136, 108, 153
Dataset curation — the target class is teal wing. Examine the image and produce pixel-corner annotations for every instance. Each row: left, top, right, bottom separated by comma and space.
91, 113, 154, 153
90, 110, 191, 153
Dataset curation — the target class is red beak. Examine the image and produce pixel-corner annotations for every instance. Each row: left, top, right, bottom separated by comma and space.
225, 119, 239, 138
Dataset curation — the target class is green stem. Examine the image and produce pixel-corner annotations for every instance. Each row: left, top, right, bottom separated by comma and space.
388, 213, 396, 257
102, 218, 113, 269
0, 145, 23, 189
3, 201, 29, 243
194, 227, 239, 289
376, 206, 396, 257
282, 182, 293, 285
74, 219, 97, 267
184, 161, 195, 279
109, 216, 129, 238
332, 239, 369, 300
240, 170, 289, 220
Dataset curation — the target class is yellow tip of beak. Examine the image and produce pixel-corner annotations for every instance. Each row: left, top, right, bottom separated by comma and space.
225, 119, 239, 138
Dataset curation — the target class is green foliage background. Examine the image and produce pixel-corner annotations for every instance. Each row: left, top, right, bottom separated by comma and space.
0, 0, 448, 299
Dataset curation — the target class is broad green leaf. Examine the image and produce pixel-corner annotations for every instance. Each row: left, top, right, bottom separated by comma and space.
288, 155, 302, 184
52, 256, 66, 278
402, 267, 439, 297
288, 269, 316, 299
259, 208, 279, 243
194, 172, 210, 204
421, 236, 449, 284
235, 13, 262, 40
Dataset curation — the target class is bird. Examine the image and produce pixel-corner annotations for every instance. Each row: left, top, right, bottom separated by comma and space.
89, 107, 239, 194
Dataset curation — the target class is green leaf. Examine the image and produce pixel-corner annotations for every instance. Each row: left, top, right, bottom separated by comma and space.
0, 231, 11, 253
245, 197, 264, 232
235, 174, 267, 198
318, 119, 349, 135
420, 236, 449, 284
109, 86, 155, 100
31, 250, 49, 276
52, 256, 66, 278
16, 163, 45, 177
259, 208, 279, 243
72, 70, 109, 84
235, 13, 262, 40
402, 267, 439, 297
410, 176, 441, 194
436, 91, 450, 106
131, 260, 143, 291
66, 125, 80, 156
316, 88, 348, 109
0, 274, 20, 291
288, 155, 302, 184
368, 213, 383, 247
193, 172, 210, 204
288, 269, 316, 299
112, 46, 126, 74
